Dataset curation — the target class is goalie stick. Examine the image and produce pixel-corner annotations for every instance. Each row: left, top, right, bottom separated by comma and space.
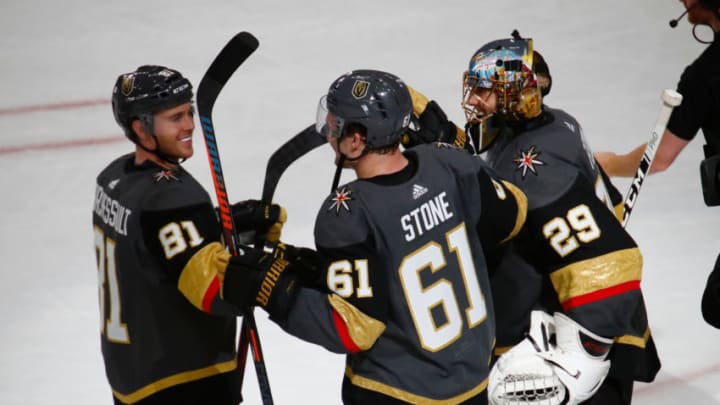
196, 31, 274, 404
621, 89, 682, 227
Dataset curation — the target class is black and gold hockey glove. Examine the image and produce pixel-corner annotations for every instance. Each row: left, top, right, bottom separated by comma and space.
223, 243, 322, 321
402, 86, 471, 152
230, 199, 287, 243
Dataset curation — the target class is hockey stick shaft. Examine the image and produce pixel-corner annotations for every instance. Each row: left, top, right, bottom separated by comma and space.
197, 32, 274, 404
621, 89, 682, 227
262, 124, 327, 203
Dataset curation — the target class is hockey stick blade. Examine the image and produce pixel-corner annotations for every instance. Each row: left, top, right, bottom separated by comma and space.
621, 89, 682, 227
197, 32, 259, 115
196, 32, 274, 404
262, 124, 328, 203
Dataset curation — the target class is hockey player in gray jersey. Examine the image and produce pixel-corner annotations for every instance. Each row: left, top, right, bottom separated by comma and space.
402, 34, 660, 404
235, 69, 529, 404
458, 36, 659, 404
94, 65, 303, 404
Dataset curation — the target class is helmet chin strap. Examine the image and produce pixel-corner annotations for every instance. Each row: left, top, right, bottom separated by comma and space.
330, 146, 368, 191
137, 115, 183, 167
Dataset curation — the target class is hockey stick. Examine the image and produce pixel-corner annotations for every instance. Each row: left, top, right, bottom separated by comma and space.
621, 89, 683, 227
196, 31, 274, 405
261, 124, 327, 203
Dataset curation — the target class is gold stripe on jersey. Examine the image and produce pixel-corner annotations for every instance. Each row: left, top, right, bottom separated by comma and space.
329, 294, 386, 351
549, 247, 643, 305
112, 359, 237, 404
615, 326, 651, 348
345, 366, 488, 404
613, 202, 624, 223
500, 180, 528, 244
178, 242, 230, 311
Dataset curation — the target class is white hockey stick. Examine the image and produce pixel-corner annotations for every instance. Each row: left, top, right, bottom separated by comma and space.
621, 89, 683, 227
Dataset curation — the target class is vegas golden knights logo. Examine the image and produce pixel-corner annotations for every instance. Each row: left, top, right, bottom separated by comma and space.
352, 80, 370, 99
121, 75, 135, 96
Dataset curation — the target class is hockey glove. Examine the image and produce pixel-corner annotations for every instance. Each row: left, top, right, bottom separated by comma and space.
402, 86, 470, 152
223, 243, 321, 320
230, 199, 287, 244
489, 311, 613, 405
273, 242, 328, 291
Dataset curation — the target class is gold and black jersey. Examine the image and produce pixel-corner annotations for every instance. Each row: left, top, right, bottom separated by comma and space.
275, 144, 527, 403
93, 154, 240, 404
485, 107, 660, 382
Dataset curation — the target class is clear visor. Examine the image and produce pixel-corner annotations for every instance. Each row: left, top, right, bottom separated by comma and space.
315, 95, 346, 139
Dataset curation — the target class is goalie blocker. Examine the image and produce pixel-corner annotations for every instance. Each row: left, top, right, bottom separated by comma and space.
489, 311, 613, 405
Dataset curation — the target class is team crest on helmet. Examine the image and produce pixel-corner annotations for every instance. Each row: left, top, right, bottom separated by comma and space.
352, 80, 370, 99
513, 146, 545, 178
328, 187, 352, 215
121, 74, 135, 96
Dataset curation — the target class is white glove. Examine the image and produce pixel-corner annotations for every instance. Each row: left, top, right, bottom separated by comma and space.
488, 311, 613, 405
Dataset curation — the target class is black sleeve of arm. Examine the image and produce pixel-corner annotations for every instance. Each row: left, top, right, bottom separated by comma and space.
702, 254, 720, 329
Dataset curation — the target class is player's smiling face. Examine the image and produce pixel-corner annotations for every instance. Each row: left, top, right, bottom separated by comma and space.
152, 102, 195, 160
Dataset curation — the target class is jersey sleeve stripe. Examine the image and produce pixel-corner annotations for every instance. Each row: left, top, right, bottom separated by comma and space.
561, 280, 641, 311
328, 294, 386, 353
549, 247, 643, 306
178, 242, 231, 313
332, 310, 361, 353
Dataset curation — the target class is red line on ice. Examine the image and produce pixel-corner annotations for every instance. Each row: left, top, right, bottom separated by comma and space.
0, 98, 109, 116
0, 136, 125, 155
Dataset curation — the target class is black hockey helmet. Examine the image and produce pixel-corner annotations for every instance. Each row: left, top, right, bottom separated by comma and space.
316, 69, 412, 150
112, 65, 193, 143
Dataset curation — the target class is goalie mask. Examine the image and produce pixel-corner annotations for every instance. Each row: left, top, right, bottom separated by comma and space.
462, 37, 548, 151
315, 69, 413, 150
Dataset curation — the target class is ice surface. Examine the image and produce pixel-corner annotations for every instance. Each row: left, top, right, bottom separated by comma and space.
1, 0, 718, 403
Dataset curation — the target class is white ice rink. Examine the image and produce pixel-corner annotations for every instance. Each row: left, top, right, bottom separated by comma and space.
1, 0, 719, 403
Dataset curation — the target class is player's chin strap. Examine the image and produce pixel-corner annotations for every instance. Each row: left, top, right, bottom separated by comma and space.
330, 147, 369, 192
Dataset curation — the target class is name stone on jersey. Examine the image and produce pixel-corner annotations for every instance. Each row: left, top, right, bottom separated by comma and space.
401, 191, 454, 242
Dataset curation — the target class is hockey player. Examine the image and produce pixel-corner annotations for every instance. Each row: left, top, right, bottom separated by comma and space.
237, 69, 529, 404
595, 0, 720, 329
461, 35, 661, 405
94, 65, 299, 404
403, 34, 660, 404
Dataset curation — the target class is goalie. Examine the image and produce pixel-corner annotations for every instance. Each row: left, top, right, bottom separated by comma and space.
402, 32, 660, 404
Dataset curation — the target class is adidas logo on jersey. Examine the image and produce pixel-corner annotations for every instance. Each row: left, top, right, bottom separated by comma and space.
108, 179, 120, 190
412, 184, 428, 199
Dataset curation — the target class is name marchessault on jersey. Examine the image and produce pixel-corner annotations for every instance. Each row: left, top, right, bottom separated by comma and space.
401, 191, 454, 242
94, 185, 132, 236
